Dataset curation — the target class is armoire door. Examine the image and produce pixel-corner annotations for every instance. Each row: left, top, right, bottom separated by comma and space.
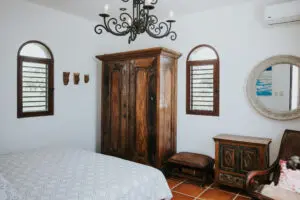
101, 61, 129, 159
129, 57, 157, 166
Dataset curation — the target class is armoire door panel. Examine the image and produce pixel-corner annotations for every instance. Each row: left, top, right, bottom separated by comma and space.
110, 71, 121, 152
129, 58, 157, 165
105, 62, 129, 158
160, 65, 173, 154
147, 72, 157, 165
135, 70, 148, 157
157, 56, 177, 168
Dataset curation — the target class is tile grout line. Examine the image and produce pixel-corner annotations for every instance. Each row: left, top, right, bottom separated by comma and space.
173, 191, 199, 198
171, 179, 187, 190
194, 187, 210, 199
170, 179, 251, 200
169, 177, 251, 200
194, 182, 214, 199
232, 193, 239, 200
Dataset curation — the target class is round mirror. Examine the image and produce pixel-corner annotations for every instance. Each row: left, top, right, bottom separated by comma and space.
247, 55, 300, 120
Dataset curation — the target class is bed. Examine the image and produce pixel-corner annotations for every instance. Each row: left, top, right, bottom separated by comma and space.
0, 148, 172, 200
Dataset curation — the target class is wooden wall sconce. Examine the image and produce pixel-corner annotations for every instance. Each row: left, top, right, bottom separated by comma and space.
63, 72, 70, 85
84, 74, 89, 83
74, 73, 80, 85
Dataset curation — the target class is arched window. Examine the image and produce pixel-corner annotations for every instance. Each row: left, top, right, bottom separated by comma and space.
186, 44, 219, 116
17, 41, 54, 118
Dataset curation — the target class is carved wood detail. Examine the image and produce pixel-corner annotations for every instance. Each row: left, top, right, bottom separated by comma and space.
219, 173, 244, 189
214, 134, 271, 189
240, 146, 259, 173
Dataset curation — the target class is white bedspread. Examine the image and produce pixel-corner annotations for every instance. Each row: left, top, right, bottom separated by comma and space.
0, 148, 172, 200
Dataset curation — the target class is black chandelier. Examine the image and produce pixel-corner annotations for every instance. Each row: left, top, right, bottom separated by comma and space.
94, 0, 177, 44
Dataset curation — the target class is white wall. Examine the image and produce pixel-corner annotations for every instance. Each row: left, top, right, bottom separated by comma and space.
0, 0, 133, 153
122, 1, 300, 163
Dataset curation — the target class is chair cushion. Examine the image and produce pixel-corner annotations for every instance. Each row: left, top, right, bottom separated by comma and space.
278, 160, 300, 193
260, 183, 300, 200
168, 152, 214, 169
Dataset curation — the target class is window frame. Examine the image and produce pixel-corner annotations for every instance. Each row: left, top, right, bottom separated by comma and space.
17, 40, 54, 118
186, 44, 220, 116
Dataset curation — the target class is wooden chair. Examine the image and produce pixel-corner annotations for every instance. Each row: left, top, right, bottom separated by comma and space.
246, 129, 300, 200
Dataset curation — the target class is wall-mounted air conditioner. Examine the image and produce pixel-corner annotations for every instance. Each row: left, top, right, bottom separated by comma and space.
265, 0, 300, 25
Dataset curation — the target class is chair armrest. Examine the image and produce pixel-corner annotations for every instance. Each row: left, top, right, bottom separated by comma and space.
246, 164, 276, 192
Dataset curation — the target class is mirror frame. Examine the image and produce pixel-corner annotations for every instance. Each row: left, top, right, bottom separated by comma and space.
247, 55, 300, 120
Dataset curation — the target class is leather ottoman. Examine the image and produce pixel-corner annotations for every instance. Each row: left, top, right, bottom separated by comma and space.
166, 152, 214, 185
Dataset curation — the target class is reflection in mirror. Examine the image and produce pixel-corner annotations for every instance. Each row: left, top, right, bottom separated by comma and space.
256, 64, 300, 112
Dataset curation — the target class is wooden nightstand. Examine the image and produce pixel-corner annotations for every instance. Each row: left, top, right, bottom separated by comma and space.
213, 134, 271, 189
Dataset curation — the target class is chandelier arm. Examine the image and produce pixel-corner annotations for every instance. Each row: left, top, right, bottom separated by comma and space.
146, 22, 168, 38
120, 12, 133, 29
147, 15, 167, 36
146, 20, 176, 40
164, 21, 177, 40
94, 24, 107, 35
95, 16, 110, 35
106, 17, 130, 36
168, 31, 177, 41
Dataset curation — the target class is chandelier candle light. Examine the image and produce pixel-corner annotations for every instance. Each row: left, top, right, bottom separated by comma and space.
94, 0, 177, 44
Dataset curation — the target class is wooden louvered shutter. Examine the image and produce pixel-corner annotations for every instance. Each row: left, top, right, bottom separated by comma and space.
186, 45, 219, 116
17, 41, 54, 118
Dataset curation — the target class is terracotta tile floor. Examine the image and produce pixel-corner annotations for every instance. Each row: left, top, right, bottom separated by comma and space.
167, 177, 252, 200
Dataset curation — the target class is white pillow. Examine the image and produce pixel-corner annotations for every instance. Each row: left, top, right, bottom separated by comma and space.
278, 160, 300, 193
261, 182, 300, 200
0, 174, 22, 200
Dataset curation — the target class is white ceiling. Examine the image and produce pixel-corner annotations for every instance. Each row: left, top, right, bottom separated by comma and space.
26, 0, 258, 22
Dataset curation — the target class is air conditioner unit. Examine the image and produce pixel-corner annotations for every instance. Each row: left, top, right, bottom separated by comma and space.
264, 0, 300, 25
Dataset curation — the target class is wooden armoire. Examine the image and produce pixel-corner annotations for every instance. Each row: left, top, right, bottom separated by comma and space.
96, 47, 181, 169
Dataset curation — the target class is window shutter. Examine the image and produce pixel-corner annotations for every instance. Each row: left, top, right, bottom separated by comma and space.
190, 64, 214, 111
186, 45, 219, 116
17, 41, 54, 118
22, 61, 49, 113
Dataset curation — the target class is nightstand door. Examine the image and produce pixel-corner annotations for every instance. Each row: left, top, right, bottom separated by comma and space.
239, 146, 260, 174
219, 143, 239, 172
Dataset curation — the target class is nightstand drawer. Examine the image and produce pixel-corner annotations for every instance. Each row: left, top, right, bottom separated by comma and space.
219, 173, 244, 189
